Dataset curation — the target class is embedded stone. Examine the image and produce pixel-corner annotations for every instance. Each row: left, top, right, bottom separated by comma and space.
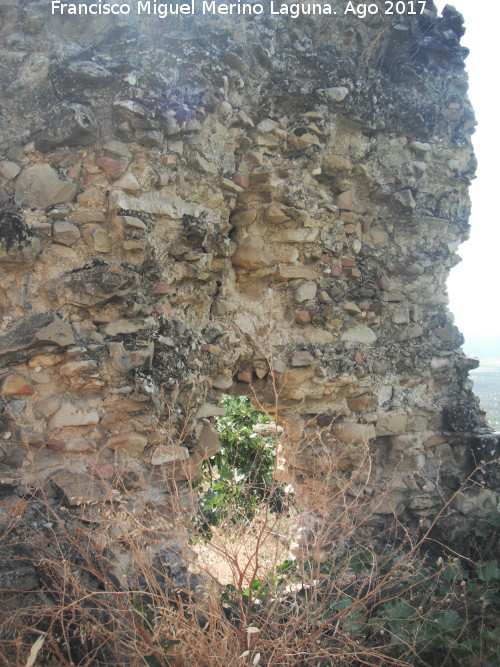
58, 360, 98, 376
399, 324, 424, 341
0, 565, 38, 591
288, 133, 319, 150
370, 227, 389, 245
318, 86, 349, 101
52, 221, 81, 246
232, 237, 276, 270
123, 240, 146, 251
164, 115, 181, 134
248, 151, 264, 165
454, 489, 499, 518
410, 141, 431, 152
435, 323, 455, 343
44, 265, 140, 308
337, 190, 354, 210
295, 281, 317, 303
212, 376, 233, 390
109, 188, 193, 218
348, 395, 378, 413
291, 350, 314, 367
197, 423, 222, 458
51, 60, 112, 92
135, 129, 164, 147
103, 139, 132, 157
295, 310, 312, 324
195, 155, 218, 174
408, 495, 439, 510
4, 400, 26, 417
47, 437, 95, 453
0, 160, 21, 180
394, 189, 416, 210
77, 187, 106, 206
120, 216, 147, 230
279, 228, 319, 243
230, 209, 257, 226
96, 157, 128, 178
212, 298, 237, 315
322, 154, 353, 172
151, 444, 189, 465
33, 397, 61, 419
91, 463, 115, 479
257, 118, 279, 133
30, 371, 52, 385
113, 172, 141, 191
341, 326, 377, 344
0, 207, 42, 266
233, 173, 249, 188
48, 402, 100, 428
52, 472, 107, 506
108, 341, 154, 372
107, 432, 148, 456
201, 343, 222, 355
71, 209, 106, 224
14, 165, 77, 209
344, 301, 361, 314
392, 306, 410, 324
1, 374, 35, 396
308, 329, 335, 346
92, 228, 111, 253
332, 422, 376, 444
33, 104, 99, 151
196, 403, 226, 419
101, 318, 154, 336
265, 206, 287, 223
237, 371, 252, 383
269, 360, 286, 375
424, 434, 448, 448
376, 410, 408, 436
34, 317, 75, 347
0, 314, 76, 361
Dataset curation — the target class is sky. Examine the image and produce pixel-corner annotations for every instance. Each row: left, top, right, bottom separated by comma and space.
435, 0, 500, 358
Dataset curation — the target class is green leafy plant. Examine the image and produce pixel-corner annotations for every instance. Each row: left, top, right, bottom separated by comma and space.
196, 395, 286, 531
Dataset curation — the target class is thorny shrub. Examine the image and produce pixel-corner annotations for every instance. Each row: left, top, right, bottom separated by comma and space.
0, 398, 499, 666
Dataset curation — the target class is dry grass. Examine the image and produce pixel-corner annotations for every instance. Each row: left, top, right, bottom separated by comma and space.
0, 376, 498, 666
1, 450, 497, 667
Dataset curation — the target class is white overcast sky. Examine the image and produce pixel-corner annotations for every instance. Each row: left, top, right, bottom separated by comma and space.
435, 1, 500, 352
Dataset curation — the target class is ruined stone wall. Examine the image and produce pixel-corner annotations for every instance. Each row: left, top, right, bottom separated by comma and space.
0, 0, 498, 585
